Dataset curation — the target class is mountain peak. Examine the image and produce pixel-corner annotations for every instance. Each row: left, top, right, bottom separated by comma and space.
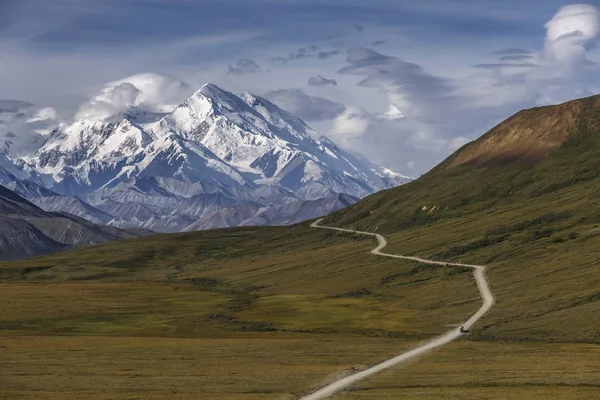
195, 84, 241, 106
198, 83, 224, 97
185, 83, 246, 116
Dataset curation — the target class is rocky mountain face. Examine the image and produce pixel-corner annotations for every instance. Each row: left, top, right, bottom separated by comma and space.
1, 82, 409, 233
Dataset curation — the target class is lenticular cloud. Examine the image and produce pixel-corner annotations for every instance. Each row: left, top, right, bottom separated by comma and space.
544, 4, 600, 63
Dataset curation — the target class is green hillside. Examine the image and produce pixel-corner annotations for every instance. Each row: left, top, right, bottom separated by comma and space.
322, 95, 600, 344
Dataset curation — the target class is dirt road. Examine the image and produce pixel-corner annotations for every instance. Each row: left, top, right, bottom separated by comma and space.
301, 219, 495, 400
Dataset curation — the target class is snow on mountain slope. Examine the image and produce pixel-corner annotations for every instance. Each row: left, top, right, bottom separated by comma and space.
27, 121, 247, 194
23, 120, 144, 194
27, 82, 407, 197
151, 84, 410, 196
34, 119, 151, 171
135, 133, 247, 186
15, 80, 409, 233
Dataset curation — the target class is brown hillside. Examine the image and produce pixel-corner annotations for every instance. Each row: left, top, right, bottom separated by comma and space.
444, 95, 600, 169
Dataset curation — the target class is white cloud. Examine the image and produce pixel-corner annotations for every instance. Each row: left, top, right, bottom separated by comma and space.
0, 100, 61, 157
74, 73, 191, 121
544, 4, 600, 63
329, 107, 371, 147
467, 4, 600, 107
263, 89, 346, 121
107, 73, 191, 109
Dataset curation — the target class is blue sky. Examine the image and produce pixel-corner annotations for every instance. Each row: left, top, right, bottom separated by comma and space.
1, 0, 600, 173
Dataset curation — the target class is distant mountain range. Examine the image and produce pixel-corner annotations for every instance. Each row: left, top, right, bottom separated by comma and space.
0, 184, 148, 260
0, 82, 409, 235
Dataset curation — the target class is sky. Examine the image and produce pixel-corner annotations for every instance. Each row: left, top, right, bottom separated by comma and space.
1, 0, 600, 175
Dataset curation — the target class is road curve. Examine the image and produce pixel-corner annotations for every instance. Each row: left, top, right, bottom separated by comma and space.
300, 219, 495, 400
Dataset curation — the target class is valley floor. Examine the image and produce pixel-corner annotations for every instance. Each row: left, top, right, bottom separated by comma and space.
1, 219, 599, 399
2, 336, 598, 399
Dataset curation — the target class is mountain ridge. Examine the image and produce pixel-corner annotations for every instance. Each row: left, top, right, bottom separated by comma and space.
442, 94, 600, 170
0, 184, 147, 260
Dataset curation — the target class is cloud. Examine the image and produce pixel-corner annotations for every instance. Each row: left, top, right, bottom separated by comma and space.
372, 40, 386, 46
544, 4, 600, 63
353, 23, 366, 33
318, 50, 343, 59
336, 47, 485, 165
493, 48, 531, 56
227, 59, 262, 76
498, 54, 535, 62
327, 106, 466, 174
339, 47, 456, 125
308, 75, 338, 87
0, 100, 60, 157
408, 130, 470, 153
272, 46, 343, 64
263, 89, 346, 121
329, 107, 371, 148
474, 62, 539, 69
470, 4, 600, 106
75, 73, 190, 120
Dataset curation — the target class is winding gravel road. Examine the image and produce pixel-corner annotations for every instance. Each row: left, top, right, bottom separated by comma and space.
300, 219, 495, 400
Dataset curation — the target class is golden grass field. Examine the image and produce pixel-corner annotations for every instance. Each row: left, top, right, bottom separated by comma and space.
1, 335, 416, 400
336, 341, 600, 400
2, 336, 598, 399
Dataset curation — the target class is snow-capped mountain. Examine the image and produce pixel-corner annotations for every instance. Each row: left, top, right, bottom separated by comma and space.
151, 84, 403, 197
5, 80, 410, 232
